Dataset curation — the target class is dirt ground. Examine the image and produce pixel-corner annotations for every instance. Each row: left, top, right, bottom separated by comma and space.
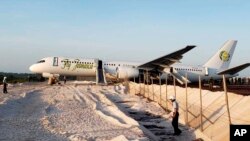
0, 82, 196, 141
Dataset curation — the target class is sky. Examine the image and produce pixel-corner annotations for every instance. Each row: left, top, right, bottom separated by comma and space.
0, 0, 250, 76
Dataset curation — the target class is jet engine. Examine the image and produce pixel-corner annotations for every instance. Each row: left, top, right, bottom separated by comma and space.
42, 73, 59, 78
42, 73, 60, 85
116, 67, 139, 79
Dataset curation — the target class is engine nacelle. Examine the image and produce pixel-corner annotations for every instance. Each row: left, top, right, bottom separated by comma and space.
116, 67, 139, 79
42, 73, 59, 78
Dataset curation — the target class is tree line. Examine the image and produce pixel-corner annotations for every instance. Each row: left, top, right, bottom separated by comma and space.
0, 72, 44, 84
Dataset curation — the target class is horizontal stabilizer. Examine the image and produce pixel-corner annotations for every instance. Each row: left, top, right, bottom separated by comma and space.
217, 63, 250, 75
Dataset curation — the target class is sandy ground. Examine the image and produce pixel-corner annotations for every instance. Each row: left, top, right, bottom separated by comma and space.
0, 82, 195, 141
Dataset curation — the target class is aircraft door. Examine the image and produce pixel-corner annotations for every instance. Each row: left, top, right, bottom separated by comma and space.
205, 67, 209, 76
170, 67, 173, 73
53, 57, 58, 66
98, 60, 103, 69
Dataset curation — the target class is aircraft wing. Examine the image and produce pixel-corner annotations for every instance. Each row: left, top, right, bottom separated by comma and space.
138, 45, 196, 70
217, 63, 250, 75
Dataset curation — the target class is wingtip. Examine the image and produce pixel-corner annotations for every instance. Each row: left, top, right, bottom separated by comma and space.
187, 45, 196, 47
186, 45, 196, 49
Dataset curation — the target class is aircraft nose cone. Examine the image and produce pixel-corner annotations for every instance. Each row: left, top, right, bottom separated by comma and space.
29, 64, 36, 72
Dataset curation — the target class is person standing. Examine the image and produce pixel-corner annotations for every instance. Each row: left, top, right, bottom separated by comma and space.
28, 75, 31, 82
63, 76, 67, 84
169, 95, 182, 135
3, 77, 8, 94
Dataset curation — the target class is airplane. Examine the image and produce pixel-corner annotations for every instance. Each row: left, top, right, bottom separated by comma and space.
29, 40, 250, 84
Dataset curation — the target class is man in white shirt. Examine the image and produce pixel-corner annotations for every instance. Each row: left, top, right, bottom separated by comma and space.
169, 95, 182, 135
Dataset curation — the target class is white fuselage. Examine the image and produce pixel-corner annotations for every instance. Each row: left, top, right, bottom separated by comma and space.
29, 57, 237, 83
30, 57, 97, 76
29, 57, 140, 78
168, 64, 236, 82
29, 40, 244, 83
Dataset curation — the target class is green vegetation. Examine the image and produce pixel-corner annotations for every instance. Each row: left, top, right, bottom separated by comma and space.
0, 72, 44, 84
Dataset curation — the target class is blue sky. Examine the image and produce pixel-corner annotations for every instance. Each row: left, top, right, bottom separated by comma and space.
0, 0, 250, 76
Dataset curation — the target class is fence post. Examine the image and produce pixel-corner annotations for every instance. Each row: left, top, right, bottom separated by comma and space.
199, 75, 203, 131
223, 75, 232, 124
151, 78, 154, 101
166, 75, 168, 110
144, 71, 146, 97
185, 73, 188, 125
139, 74, 141, 95
134, 77, 136, 95
159, 73, 162, 105
147, 70, 149, 99
173, 76, 176, 97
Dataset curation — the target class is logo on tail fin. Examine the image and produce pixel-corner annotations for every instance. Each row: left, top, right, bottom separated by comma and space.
220, 51, 230, 62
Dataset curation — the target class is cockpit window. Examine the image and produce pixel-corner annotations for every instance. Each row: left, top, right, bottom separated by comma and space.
37, 60, 45, 63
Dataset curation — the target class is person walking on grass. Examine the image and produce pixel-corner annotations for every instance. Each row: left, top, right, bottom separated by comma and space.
3, 77, 8, 94
169, 95, 182, 136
